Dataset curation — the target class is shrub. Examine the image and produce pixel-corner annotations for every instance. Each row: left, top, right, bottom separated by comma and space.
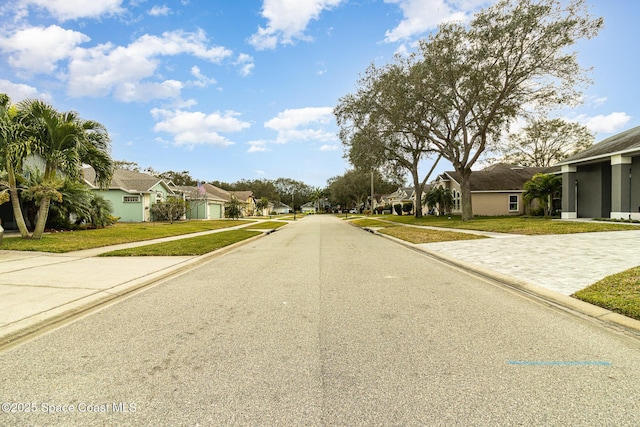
151, 197, 187, 222
393, 204, 403, 216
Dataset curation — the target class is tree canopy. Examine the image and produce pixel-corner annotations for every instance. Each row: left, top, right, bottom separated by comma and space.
336, 0, 602, 220
500, 118, 594, 167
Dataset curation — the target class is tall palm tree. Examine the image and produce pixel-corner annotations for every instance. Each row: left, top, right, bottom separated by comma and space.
0, 94, 31, 237
17, 99, 113, 239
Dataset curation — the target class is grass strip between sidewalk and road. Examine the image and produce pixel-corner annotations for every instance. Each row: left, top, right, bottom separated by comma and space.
98, 229, 263, 256
0, 220, 254, 253
349, 218, 487, 244
243, 221, 287, 230
573, 267, 640, 321
372, 215, 640, 235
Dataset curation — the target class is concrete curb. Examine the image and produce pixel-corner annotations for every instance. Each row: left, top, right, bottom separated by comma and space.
362, 226, 640, 337
0, 232, 267, 351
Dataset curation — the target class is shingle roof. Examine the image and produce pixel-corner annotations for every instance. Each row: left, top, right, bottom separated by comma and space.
200, 183, 231, 201
171, 185, 227, 202
559, 126, 640, 165
84, 167, 169, 192
229, 190, 254, 202
442, 163, 553, 192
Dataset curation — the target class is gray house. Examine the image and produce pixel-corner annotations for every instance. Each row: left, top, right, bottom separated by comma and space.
557, 126, 640, 220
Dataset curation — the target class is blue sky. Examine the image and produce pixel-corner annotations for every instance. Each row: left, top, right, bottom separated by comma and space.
0, 0, 637, 188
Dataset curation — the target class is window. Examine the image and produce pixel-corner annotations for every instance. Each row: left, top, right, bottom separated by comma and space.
452, 190, 461, 211
509, 195, 519, 212
156, 192, 164, 203
123, 195, 141, 203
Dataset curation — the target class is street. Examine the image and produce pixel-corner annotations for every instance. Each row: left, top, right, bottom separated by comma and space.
1, 215, 640, 426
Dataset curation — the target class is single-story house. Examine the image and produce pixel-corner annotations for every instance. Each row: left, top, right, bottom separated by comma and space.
433, 163, 552, 216
556, 126, 640, 220
84, 167, 176, 222
170, 184, 226, 220
199, 183, 257, 217
380, 185, 431, 215
271, 201, 292, 215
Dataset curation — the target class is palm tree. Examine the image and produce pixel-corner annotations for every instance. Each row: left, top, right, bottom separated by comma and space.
424, 186, 453, 215
0, 94, 31, 237
17, 99, 113, 239
523, 173, 561, 217
310, 187, 324, 213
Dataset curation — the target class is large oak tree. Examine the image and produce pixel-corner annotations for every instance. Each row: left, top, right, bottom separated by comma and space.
337, 0, 602, 220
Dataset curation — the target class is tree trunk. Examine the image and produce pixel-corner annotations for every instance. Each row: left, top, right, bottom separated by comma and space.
411, 169, 423, 218
6, 161, 31, 238
31, 196, 51, 240
459, 168, 474, 221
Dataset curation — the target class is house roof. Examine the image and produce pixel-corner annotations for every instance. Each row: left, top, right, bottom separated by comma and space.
171, 185, 227, 202
200, 183, 232, 201
558, 126, 640, 165
440, 163, 553, 192
84, 167, 172, 193
272, 201, 291, 210
229, 190, 254, 202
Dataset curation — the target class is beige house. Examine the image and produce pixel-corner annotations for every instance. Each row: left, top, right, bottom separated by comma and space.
170, 184, 226, 219
433, 163, 552, 216
380, 185, 431, 215
200, 184, 257, 217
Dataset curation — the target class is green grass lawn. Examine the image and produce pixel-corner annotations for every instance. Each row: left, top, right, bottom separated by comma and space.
573, 267, 640, 321
0, 220, 253, 252
372, 215, 640, 234
379, 227, 487, 244
98, 229, 262, 256
244, 221, 287, 230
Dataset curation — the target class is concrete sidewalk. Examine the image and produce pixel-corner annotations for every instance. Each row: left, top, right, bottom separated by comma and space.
3, 217, 640, 348
0, 222, 277, 348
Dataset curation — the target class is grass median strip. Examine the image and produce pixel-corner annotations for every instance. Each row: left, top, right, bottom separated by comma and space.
350, 218, 485, 244
244, 221, 287, 230
573, 267, 640, 321
98, 229, 263, 256
0, 220, 253, 253
378, 226, 487, 244
378, 215, 639, 235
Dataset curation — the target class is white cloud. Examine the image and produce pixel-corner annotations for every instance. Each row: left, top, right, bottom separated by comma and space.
114, 80, 183, 102
319, 144, 338, 151
574, 112, 632, 134
0, 26, 232, 102
235, 53, 255, 76
249, 0, 344, 50
190, 66, 217, 87
247, 140, 270, 153
0, 79, 49, 101
383, 0, 494, 43
264, 106, 336, 143
0, 25, 89, 74
148, 5, 171, 16
151, 108, 250, 147
24, 0, 124, 21
65, 29, 232, 101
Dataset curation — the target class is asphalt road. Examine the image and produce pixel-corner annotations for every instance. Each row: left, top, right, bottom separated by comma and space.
1, 215, 640, 426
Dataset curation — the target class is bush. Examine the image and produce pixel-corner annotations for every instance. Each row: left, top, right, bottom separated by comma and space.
529, 207, 545, 217
151, 197, 187, 222
402, 202, 413, 214
394, 204, 403, 216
